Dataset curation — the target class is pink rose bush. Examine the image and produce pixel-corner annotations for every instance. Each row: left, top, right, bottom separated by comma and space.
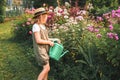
13, 8, 35, 41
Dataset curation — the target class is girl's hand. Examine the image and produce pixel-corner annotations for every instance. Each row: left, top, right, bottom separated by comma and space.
57, 39, 61, 44
48, 41, 54, 46
49, 38, 61, 44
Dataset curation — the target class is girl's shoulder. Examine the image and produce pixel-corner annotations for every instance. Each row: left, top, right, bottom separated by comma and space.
33, 23, 39, 27
32, 23, 40, 32
33, 23, 46, 30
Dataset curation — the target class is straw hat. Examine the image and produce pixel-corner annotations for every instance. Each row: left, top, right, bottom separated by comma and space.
33, 7, 47, 19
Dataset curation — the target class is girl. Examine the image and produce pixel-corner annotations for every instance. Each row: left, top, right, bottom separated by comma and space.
32, 7, 55, 80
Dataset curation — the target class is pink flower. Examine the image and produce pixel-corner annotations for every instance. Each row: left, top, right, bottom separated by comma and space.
49, 6, 54, 10
97, 16, 103, 21
94, 29, 99, 32
96, 34, 102, 38
76, 16, 84, 21
58, 9, 63, 13
109, 24, 113, 31
111, 10, 116, 18
103, 13, 110, 19
115, 13, 120, 18
107, 32, 114, 39
114, 34, 119, 40
29, 31, 32, 35
119, 6, 120, 9
106, 16, 110, 19
87, 26, 94, 32
32, 8, 35, 11
48, 12, 54, 17
107, 33, 119, 40
26, 22, 31, 25
27, 18, 32, 21
47, 15, 52, 19
116, 9, 120, 13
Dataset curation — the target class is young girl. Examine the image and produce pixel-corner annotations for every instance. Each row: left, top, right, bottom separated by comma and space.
32, 8, 55, 80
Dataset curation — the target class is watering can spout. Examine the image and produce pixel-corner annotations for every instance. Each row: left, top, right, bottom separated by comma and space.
60, 50, 69, 58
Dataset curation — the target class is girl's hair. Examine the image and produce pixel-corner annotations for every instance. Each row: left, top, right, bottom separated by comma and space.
33, 16, 41, 23
33, 14, 49, 28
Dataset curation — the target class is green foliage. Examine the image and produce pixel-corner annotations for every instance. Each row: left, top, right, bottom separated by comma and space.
33, 0, 57, 8
0, 22, 38, 80
89, 0, 119, 8
88, 0, 119, 16
50, 20, 120, 79
13, 14, 33, 42
55, 16, 67, 25
50, 23, 98, 79
11, 3, 120, 79
0, 0, 5, 23
90, 6, 110, 16
0, 15, 5, 23
95, 23, 120, 67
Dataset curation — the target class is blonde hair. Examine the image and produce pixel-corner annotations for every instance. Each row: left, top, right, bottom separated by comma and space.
33, 15, 41, 23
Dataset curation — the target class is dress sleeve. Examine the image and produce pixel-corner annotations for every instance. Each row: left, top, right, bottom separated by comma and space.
32, 24, 40, 32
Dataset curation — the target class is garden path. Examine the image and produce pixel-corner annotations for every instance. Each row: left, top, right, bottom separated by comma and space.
0, 21, 38, 80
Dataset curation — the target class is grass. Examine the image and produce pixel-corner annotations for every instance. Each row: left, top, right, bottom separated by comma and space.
0, 21, 39, 80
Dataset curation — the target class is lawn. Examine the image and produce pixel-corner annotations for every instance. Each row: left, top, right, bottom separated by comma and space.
0, 21, 39, 80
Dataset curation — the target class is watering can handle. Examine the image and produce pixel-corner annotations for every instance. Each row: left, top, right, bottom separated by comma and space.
60, 50, 69, 58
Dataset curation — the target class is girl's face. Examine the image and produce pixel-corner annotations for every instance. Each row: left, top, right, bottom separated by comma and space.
39, 13, 48, 24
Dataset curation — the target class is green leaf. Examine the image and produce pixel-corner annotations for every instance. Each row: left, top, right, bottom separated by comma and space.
75, 60, 88, 65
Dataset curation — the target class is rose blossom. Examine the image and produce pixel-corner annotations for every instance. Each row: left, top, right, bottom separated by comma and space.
29, 31, 32, 35
109, 24, 113, 31
97, 16, 103, 21
107, 32, 114, 39
96, 34, 102, 38
94, 29, 99, 32
26, 22, 31, 25
87, 26, 94, 32
114, 34, 119, 40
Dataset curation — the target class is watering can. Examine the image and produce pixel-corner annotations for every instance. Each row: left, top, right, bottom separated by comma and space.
49, 41, 69, 61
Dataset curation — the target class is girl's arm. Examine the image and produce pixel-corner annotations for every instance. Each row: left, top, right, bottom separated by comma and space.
34, 32, 54, 46
49, 38, 61, 43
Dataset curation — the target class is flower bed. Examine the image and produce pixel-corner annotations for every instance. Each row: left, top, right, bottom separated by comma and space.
13, 6, 120, 79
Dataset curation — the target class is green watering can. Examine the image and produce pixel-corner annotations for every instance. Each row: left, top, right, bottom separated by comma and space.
49, 42, 69, 61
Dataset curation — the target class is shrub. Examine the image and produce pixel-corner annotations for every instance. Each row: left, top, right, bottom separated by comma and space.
0, 15, 4, 23
49, 7, 120, 79
0, 0, 5, 23
13, 18, 33, 42
13, 9, 34, 42
90, 6, 110, 16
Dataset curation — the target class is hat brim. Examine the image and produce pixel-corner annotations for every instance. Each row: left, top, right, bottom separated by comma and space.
33, 11, 48, 19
